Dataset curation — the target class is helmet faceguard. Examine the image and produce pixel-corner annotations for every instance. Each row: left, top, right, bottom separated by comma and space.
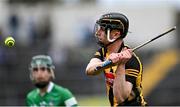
94, 12, 129, 47
30, 55, 55, 69
29, 55, 55, 81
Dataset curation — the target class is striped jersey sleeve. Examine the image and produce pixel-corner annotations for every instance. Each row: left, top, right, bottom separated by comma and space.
93, 48, 104, 61
125, 54, 142, 85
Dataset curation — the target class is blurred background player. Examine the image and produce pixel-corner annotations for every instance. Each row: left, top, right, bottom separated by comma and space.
26, 55, 78, 106
86, 12, 147, 106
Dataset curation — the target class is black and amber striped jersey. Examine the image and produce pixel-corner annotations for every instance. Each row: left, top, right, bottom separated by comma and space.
93, 43, 147, 106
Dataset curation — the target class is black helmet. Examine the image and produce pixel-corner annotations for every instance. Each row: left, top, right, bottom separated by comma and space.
95, 12, 129, 38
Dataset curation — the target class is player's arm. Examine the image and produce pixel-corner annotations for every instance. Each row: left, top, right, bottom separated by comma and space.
86, 58, 105, 75
63, 89, 78, 107
112, 48, 133, 103
65, 97, 78, 107
26, 97, 31, 106
113, 64, 133, 103
26, 95, 36, 106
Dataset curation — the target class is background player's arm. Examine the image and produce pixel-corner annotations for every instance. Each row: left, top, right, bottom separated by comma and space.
26, 95, 36, 106
26, 97, 31, 106
63, 89, 78, 106
86, 58, 105, 75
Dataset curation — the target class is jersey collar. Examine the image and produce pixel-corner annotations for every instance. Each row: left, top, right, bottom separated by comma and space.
37, 82, 54, 94
47, 82, 54, 93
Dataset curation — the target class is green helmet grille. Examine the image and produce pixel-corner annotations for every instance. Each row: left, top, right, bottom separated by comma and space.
30, 55, 55, 69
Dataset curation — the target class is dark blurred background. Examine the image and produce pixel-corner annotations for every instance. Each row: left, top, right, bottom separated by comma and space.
0, 0, 179, 106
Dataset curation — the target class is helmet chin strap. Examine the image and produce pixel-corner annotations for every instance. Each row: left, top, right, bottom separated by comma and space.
107, 28, 116, 42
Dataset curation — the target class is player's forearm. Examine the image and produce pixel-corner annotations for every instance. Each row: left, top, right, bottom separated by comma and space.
86, 61, 104, 75
113, 64, 131, 103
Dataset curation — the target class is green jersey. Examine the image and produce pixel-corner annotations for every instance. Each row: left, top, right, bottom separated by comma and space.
26, 82, 78, 106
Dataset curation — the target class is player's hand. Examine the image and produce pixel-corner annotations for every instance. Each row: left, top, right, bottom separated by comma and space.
108, 47, 133, 64
117, 47, 133, 65
108, 53, 120, 64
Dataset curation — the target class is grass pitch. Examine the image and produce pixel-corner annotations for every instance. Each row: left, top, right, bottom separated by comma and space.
77, 95, 109, 106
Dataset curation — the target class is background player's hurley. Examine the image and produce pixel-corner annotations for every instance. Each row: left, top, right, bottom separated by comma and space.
95, 26, 176, 71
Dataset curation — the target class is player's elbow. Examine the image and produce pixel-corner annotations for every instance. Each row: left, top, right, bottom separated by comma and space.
113, 91, 127, 104
113, 87, 131, 104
